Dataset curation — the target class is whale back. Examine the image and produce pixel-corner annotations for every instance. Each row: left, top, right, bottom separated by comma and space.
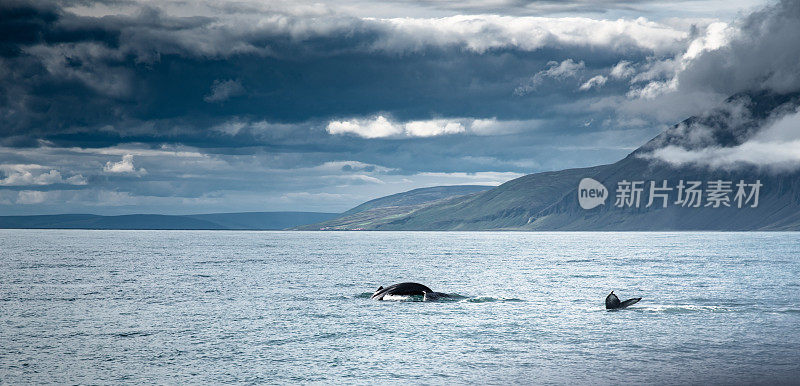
371, 282, 433, 300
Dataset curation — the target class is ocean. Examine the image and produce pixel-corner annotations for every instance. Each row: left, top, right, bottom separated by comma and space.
1, 230, 799, 384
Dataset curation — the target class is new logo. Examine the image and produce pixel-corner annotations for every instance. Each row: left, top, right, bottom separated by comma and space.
578, 178, 608, 209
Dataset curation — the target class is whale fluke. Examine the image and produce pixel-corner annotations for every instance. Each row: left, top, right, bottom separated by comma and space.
605, 291, 641, 309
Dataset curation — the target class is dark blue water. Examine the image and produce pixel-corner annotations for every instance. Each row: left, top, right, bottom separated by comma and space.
1, 230, 799, 384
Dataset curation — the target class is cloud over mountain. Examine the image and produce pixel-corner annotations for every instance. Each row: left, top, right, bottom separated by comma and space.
628, 1, 800, 170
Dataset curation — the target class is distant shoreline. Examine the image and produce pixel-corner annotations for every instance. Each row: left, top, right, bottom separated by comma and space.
0, 212, 341, 231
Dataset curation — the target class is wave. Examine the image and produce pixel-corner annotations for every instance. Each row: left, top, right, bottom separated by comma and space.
625, 304, 731, 313
772, 308, 800, 314
463, 296, 524, 303
355, 292, 522, 303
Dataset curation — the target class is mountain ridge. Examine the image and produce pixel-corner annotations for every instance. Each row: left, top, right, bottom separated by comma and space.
304, 90, 800, 231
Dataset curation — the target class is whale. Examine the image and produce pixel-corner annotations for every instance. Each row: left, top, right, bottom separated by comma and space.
605, 291, 642, 309
371, 282, 451, 301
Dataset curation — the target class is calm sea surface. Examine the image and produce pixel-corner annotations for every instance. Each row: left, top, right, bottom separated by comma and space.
1, 230, 799, 384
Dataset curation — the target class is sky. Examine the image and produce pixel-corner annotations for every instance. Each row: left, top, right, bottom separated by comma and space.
2, 0, 798, 215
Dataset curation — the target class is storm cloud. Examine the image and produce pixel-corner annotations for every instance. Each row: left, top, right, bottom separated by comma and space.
0, 0, 792, 214
633, 0, 800, 170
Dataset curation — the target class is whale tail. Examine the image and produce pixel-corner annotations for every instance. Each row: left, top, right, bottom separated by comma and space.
606, 291, 642, 309
605, 291, 620, 309
618, 297, 642, 309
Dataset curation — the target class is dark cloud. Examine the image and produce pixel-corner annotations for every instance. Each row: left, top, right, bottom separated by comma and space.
0, 1, 683, 144
0, 0, 788, 214
616, 0, 800, 171
678, 0, 800, 95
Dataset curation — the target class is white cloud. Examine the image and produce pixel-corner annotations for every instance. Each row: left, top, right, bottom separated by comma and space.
545, 59, 585, 78
310, 160, 393, 174
326, 116, 465, 138
580, 75, 608, 91
627, 77, 677, 99
645, 141, 800, 170
0, 171, 39, 186
609, 20, 733, 102
66, 174, 88, 185
67, 144, 206, 158
682, 22, 732, 61
104, 154, 148, 175
33, 170, 64, 185
326, 116, 545, 138
375, 15, 686, 55
624, 20, 737, 101
326, 116, 403, 138
49, 5, 691, 67
641, 109, 800, 170
0, 166, 88, 186
404, 120, 465, 136
610, 60, 635, 79
515, 59, 585, 95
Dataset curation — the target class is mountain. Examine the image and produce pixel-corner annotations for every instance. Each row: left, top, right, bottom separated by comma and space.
303, 91, 800, 231
0, 212, 340, 230
341, 185, 492, 215
347, 166, 609, 230
295, 185, 493, 230
186, 212, 341, 230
